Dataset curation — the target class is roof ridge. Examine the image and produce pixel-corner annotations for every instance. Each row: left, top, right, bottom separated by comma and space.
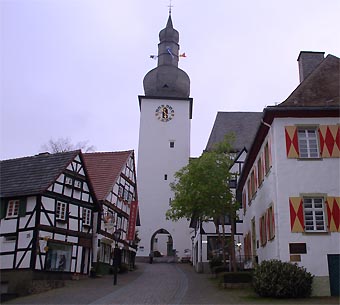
0, 149, 81, 163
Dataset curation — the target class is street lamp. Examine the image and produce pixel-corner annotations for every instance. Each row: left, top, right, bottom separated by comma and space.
236, 236, 242, 270
113, 229, 122, 286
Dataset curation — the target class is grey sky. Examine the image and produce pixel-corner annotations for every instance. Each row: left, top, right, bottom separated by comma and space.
1, 0, 340, 160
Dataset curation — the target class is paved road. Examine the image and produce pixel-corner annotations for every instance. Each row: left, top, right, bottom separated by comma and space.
4, 262, 339, 305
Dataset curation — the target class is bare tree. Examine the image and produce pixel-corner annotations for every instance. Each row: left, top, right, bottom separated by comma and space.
41, 138, 95, 153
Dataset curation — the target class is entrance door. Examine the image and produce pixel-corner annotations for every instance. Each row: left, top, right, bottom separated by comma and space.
328, 254, 340, 296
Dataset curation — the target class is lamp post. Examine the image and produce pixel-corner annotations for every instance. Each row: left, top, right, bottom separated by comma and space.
113, 229, 122, 286
236, 236, 242, 271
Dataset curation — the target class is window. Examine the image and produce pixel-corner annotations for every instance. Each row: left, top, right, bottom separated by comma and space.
4, 234, 17, 242
264, 142, 271, 174
56, 201, 67, 221
45, 242, 72, 272
164, 174, 168, 180
259, 215, 267, 246
247, 180, 251, 205
257, 157, 263, 185
267, 206, 275, 240
303, 197, 326, 232
169, 141, 175, 148
99, 242, 111, 264
250, 170, 256, 197
298, 128, 319, 158
6, 200, 20, 218
83, 208, 91, 226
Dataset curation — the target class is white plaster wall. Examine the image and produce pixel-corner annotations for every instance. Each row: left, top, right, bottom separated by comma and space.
137, 98, 192, 258
273, 117, 340, 276
244, 117, 340, 277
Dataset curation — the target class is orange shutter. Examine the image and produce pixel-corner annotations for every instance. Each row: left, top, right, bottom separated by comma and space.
289, 197, 304, 232
319, 125, 340, 158
326, 197, 340, 232
285, 126, 299, 158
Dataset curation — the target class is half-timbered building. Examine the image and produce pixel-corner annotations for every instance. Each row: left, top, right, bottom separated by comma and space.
0, 150, 98, 295
83, 150, 139, 274
190, 112, 262, 272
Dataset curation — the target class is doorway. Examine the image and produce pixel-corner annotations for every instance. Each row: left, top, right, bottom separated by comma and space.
328, 254, 340, 296
150, 229, 174, 257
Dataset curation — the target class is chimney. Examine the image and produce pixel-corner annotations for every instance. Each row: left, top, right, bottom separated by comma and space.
297, 51, 325, 83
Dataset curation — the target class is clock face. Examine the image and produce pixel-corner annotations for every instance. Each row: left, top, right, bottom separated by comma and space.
155, 105, 174, 122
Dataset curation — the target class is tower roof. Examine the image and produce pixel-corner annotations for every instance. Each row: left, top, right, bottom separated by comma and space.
143, 15, 190, 98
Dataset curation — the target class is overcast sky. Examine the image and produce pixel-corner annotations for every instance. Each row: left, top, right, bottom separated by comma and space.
1, 0, 340, 160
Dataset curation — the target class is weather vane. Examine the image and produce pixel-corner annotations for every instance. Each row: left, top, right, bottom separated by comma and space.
168, 0, 174, 15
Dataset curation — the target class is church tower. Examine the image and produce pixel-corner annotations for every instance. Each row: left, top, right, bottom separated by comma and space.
137, 14, 193, 259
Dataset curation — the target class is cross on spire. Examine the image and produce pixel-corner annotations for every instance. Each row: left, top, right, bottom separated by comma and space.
168, 0, 173, 15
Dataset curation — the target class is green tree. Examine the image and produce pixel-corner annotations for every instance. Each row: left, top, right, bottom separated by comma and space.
166, 135, 239, 271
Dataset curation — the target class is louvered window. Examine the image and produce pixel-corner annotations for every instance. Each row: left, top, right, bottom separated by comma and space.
303, 198, 326, 232
298, 129, 319, 158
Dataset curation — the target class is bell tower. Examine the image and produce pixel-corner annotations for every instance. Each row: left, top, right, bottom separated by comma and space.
137, 13, 193, 259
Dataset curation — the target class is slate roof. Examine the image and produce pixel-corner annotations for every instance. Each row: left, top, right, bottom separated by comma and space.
83, 151, 133, 201
205, 112, 263, 152
0, 150, 80, 198
279, 54, 340, 107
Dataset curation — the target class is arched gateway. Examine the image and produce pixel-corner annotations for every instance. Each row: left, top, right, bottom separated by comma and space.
136, 13, 193, 261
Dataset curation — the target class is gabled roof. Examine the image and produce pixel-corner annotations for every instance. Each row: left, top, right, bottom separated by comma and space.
236, 53, 340, 199
0, 150, 80, 198
279, 54, 340, 107
206, 112, 263, 152
83, 151, 133, 201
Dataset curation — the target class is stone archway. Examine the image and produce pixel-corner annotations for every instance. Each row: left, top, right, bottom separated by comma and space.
150, 228, 174, 257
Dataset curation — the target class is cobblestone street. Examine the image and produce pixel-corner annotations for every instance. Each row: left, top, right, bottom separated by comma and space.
4, 262, 339, 305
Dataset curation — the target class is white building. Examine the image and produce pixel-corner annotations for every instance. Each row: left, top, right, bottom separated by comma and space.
237, 52, 340, 296
137, 14, 193, 260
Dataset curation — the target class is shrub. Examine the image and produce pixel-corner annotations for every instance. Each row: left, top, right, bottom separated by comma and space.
253, 259, 314, 298
212, 265, 228, 275
220, 271, 253, 283
209, 257, 223, 270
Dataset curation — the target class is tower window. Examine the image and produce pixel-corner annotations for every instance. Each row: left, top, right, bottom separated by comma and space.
164, 174, 168, 180
170, 141, 175, 148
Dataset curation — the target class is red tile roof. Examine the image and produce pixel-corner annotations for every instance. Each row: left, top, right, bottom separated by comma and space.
83, 151, 133, 201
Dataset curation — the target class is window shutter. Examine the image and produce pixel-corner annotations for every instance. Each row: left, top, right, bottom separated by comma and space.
0, 199, 8, 219
259, 218, 263, 246
268, 137, 272, 167
271, 206, 275, 239
19, 198, 27, 217
285, 126, 299, 158
266, 209, 270, 240
325, 197, 340, 232
319, 125, 340, 158
289, 197, 304, 232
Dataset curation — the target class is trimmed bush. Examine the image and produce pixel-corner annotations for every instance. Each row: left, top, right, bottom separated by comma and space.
220, 271, 253, 284
253, 259, 314, 298
212, 265, 228, 275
